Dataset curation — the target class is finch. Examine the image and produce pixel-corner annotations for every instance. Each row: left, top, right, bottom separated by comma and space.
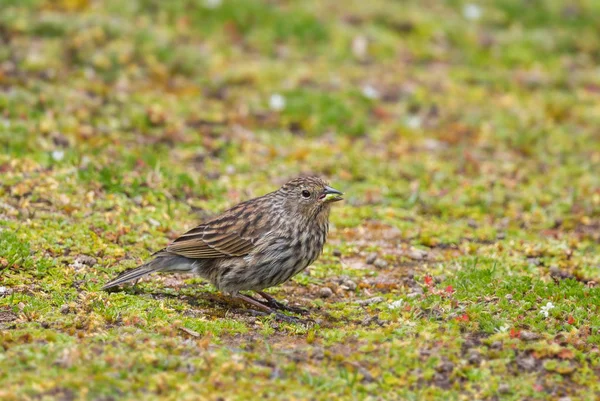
102, 176, 344, 315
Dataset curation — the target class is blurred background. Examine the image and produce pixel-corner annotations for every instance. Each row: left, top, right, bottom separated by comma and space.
1, 0, 599, 224
2, 0, 599, 253
1, 0, 600, 399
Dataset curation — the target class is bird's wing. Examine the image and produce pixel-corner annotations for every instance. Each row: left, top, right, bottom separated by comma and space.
165, 202, 260, 259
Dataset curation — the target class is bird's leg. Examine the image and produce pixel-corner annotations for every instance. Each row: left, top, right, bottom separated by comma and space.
131, 279, 141, 293
256, 291, 308, 315
234, 293, 275, 314
232, 294, 303, 323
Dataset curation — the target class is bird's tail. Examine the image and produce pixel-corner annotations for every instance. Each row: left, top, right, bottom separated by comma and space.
101, 252, 195, 290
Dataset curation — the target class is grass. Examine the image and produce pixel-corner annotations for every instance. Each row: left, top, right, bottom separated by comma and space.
1, 0, 599, 399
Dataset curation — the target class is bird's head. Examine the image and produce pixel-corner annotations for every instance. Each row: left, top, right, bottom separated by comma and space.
278, 176, 343, 222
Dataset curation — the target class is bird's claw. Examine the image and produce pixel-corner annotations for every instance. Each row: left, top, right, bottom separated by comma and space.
262, 299, 309, 315
273, 312, 305, 323
254, 291, 309, 314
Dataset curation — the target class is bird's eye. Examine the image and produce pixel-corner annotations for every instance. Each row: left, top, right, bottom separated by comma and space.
301, 190, 311, 198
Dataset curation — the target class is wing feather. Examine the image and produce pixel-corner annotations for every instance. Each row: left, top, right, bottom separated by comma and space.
165, 201, 264, 259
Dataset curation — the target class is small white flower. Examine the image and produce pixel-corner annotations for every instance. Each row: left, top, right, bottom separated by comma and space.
269, 93, 286, 111
80, 155, 91, 168
388, 299, 404, 310
539, 302, 555, 318
51, 150, 64, 161
352, 35, 368, 59
496, 325, 509, 333
405, 115, 421, 129
203, 0, 222, 9
463, 4, 482, 20
361, 85, 380, 99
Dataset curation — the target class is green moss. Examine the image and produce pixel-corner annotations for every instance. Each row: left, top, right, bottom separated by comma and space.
1, 0, 599, 399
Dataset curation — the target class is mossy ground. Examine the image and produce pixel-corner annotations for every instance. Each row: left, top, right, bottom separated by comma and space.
1, 0, 599, 400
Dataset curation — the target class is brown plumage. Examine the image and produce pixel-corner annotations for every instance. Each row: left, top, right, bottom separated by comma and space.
102, 176, 343, 315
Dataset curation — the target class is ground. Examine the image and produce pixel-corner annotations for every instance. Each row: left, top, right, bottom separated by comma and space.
1, 0, 600, 400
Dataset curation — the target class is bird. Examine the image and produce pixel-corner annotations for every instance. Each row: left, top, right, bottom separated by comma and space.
102, 176, 344, 317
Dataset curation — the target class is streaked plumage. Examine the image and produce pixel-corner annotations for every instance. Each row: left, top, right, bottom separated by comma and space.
102, 177, 343, 314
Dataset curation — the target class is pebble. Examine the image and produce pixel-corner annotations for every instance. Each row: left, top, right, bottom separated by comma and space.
332, 249, 342, 257
60, 304, 70, 314
318, 287, 333, 298
516, 356, 536, 371
520, 331, 540, 341
436, 361, 454, 373
407, 248, 427, 260
357, 366, 375, 383
549, 266, 561, 275
340, 279, 357, 291
365, 253, 377, 264
498, 383, 510, 394
374, 259, 388, 269
0, 286, 9, 296
361, 316, 378, 326
75, 255, 97, 267
490, 341, 502, 349
70, 254, 97, 270
355, 296, 384, 306
468, 351, 481, 365
505, 294, 513, 300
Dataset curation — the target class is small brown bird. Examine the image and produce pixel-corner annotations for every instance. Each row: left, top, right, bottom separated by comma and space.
102, 176, 343, 316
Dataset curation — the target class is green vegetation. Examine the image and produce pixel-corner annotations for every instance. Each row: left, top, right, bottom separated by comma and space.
1, 0, 599, 399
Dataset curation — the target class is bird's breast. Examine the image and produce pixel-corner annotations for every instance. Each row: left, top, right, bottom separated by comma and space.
223, 220, 330, 291
291, 219, 328, 264
252, 220, 328, 263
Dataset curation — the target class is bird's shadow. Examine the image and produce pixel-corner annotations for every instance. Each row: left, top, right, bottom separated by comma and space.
108, 285, 331, 324
113, 285, 237, 310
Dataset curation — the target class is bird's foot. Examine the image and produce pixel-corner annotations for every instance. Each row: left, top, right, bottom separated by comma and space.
233, 294, 311, 323
255, 291, 309, 315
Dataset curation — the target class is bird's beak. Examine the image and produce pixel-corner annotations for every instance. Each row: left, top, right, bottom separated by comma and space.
320, 186, 344, 203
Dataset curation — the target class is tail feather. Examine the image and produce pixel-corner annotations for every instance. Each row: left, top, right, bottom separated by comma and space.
101, 253, 195, 290
101, 264, 157, 290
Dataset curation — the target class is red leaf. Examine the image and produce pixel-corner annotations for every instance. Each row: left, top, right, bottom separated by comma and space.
567, 315, 575, 325
557, 349, 574, 360
510, 328, 521, 339
455, 313, 469, 322
445, 285, 455, 294
424, 275, 434, 286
